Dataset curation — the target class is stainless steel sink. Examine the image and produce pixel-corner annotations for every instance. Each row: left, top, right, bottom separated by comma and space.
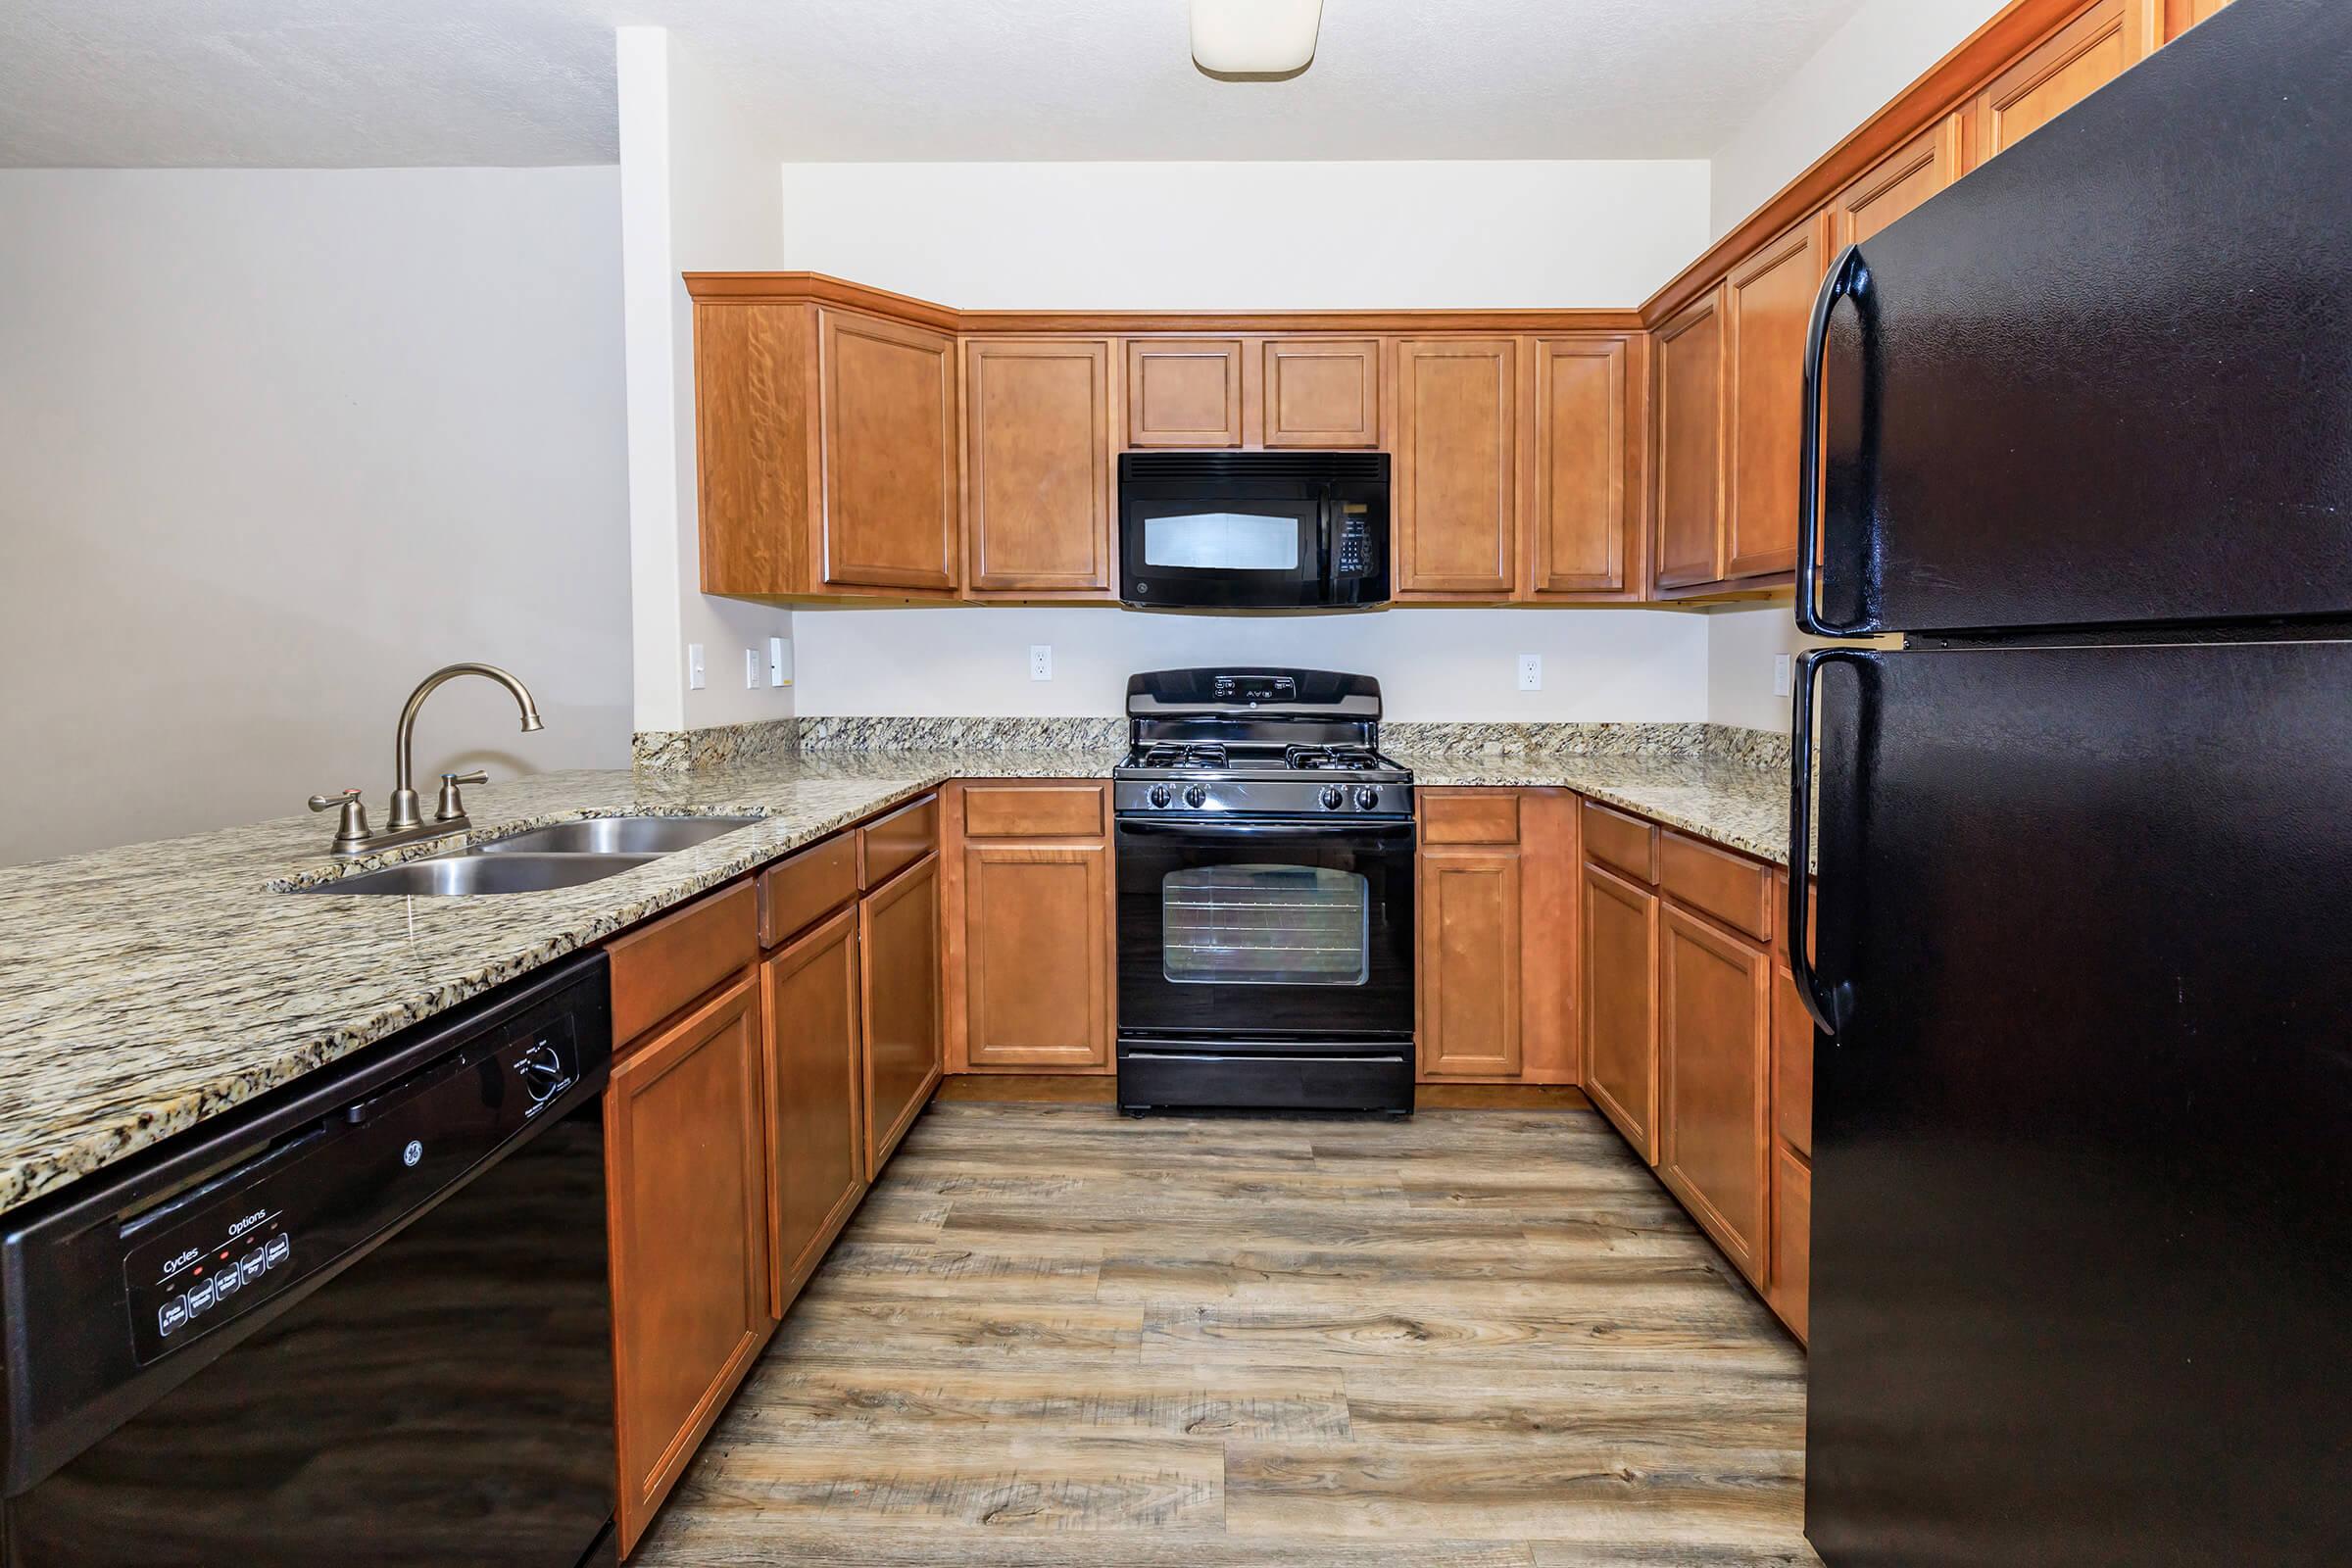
471, 815, 762, 856
299, 853, 661, 897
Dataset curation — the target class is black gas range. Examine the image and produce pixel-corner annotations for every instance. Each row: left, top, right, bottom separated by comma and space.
1111, 668, 1415, 1117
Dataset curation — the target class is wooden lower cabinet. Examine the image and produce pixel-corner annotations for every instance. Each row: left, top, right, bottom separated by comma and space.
1769, 893, 1815, 1343
1770, 1145, 1812, 1343
960, 843, 1114, 1069
1581, 860, 1661, 1158
605, 970, 772, 1555
762, 906, 867, 1316
1415, 790, 1576, 1083
1657, 906, 1774, 1287
860, 853, 944, 1178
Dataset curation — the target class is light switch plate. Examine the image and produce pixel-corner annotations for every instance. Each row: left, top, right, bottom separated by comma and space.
686, 643, 706, 691
1517, 654, 1543, 692
1774, 653, 1794, 698
744, 648, 761, 689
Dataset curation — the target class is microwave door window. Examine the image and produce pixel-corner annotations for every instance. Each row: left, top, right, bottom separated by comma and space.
1143, 512, 1303, 572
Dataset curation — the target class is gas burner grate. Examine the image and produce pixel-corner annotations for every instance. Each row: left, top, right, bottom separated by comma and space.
1284, 744, 1381, 771
1138, 742, 1229, 769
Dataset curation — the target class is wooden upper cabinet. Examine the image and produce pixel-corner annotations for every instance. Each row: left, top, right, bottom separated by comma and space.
606, 971, 770, 1555
1972, 0, 2158, 165
1261, 338, 1382, 449
1652, 287, 1728, 591
1658, 905, 1774, 1286
1835, 118, 1964, 246
1526, 336, 1633, 597
819, 309, 958, 593
1127, 339, 1244, 447
1582, 860, 1661, 1162
1394, 337, 1519, 597
1724, 217, 1826, 581
2164, 0, 2231, 38
962, 338, 1113, 595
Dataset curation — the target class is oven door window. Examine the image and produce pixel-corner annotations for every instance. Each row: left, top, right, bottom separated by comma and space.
1162, 864, 1369, 986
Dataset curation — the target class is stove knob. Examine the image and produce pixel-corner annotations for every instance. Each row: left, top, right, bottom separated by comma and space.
1184, 783, 1209, 808
1354, 786, 1381, 811
1148, 783, 1174, 808
1319, 784, 1346, 810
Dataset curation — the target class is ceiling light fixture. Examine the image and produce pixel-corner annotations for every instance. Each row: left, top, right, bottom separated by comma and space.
1191, 0, 1324, 79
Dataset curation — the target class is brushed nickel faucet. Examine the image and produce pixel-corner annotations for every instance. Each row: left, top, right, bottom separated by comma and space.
310, 662, 543, 857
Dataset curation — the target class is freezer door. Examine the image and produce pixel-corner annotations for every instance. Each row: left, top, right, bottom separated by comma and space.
1805, 0, 2352, 637
1801, 639, 2352, 1566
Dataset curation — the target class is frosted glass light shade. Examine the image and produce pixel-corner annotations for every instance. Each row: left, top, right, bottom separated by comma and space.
1191, 0, 1325, 75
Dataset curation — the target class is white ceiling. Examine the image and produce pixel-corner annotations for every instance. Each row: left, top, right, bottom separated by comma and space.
0, 0, 1874, 169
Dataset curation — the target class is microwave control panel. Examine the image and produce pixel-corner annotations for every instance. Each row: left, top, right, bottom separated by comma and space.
1335, 504, 1377, 578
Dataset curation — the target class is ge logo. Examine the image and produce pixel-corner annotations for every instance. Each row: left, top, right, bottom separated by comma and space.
402, 1140, 423, 1168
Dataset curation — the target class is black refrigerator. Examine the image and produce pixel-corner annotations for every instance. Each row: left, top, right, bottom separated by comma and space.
1788, 0, 2352, 1562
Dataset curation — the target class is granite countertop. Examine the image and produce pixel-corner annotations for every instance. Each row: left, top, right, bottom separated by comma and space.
0, 731, 1787, 1218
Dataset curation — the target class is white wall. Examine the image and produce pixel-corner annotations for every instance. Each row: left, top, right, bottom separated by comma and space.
771, 157, 1715, 721
617, 26, 795, 735
1706, 0, 2008, 237
794, 606, 1707, 722
779, 160, 1709, 311
1705, 605, 1810, 732
0, 168, 631, 865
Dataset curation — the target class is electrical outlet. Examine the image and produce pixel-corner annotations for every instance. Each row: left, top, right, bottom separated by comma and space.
1517, 653, 1543, 692
1774, 653, 1793, 698
745, 648, 762, 689
768, 636, 792, 687
686, 643, 706, 691
1030, 645, 1054, 681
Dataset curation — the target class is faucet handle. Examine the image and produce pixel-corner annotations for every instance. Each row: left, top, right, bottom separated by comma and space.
308, 790, 373, 853
435, 770, 490, 823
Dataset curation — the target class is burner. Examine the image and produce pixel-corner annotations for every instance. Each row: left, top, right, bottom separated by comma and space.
1285, 744, 1379, 771
1114, 668, 1412, 819
1138, 742, 1228, 769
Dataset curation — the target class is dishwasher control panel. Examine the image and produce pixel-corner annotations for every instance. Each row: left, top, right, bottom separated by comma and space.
117, 1012, 579, 1365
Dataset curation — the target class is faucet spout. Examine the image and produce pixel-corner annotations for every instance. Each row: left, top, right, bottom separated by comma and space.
388, 662, 543, 830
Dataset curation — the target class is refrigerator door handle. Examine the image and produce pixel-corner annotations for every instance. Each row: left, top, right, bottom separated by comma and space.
1788, 648, 1869, 1035
1797, 243, 1873, 638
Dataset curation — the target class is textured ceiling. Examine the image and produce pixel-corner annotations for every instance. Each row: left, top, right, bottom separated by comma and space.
0, 0, 1874, 169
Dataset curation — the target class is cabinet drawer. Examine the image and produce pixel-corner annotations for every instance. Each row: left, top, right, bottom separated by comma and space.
609, 880, 759, 1045
1660, 830, 1773, 942
1581, 800, 1657, 881
859, 795, 939, 889
759, 833, 858, 948
1420, 792, 1520, 845
961, 782, 1106, 840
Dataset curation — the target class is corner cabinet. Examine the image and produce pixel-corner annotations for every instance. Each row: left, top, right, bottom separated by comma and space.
819, 311, 959, 593
1723, 217, 1825, 582
1651, 287, 1728, 592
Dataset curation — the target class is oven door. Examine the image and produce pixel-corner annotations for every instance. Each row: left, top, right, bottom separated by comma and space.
1114, 815, 1414, 1042
1119, 484, 1330, 609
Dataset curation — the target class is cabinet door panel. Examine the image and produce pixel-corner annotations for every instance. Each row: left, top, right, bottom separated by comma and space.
1770, 1146, 1812, 1344
1528, 336, 1631, 596
1773, 958, 1814, 1159
1127, 340, 1243, 447
1659, 906, 1773, 1284
606, 972, 769, 1554
1974, 0, 2157, 163
820, 311, 958, 592
1262, 338, 1381, 448
1419, 847, 1524, 1078
860, 854, 943, 1179
1582, 861, 1660, 1160
763, 907, 865, 1316
963, 339, 1113, 593
1395, 338, 1518, 597
1725, 218, 1825, 580
964, 844, 1113, 1068
1835, 118, 1963, 246
1652, 290, 1727, 590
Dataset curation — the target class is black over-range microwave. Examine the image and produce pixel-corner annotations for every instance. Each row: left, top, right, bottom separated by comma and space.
1117, 452, 1390, 610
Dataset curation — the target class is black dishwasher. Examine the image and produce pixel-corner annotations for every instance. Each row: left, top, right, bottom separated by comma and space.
0, 952, 616, 1567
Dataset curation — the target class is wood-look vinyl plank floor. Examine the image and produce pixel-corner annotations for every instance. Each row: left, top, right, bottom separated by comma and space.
632, 1103, 1820, 1566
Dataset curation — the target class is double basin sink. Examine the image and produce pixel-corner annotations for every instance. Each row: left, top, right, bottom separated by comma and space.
300, 815, 762, 896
